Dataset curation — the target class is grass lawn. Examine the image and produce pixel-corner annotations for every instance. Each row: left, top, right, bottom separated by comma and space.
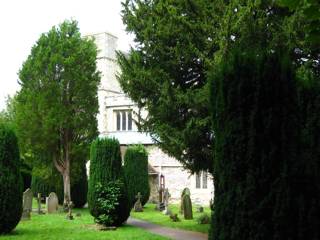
0, 207, 169, 240
131, 203, 211, 234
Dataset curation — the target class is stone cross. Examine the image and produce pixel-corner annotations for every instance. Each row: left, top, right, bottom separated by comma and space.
163, 188, 170, 208
21, 188, 33, 220
66, 201, 74, 220
134, 192, 143, 212
46, 192, 59, 213
162, 188, 171, 215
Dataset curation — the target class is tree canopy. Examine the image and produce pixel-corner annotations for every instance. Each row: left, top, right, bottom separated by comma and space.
118, 0, 220, 173
16, 19, 100, 204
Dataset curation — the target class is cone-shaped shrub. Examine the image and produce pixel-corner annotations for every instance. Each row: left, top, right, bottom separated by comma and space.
88, 138, 130, 226
0, 124, 22, 234
210, 49, 302, 239
124, 145, 150, 207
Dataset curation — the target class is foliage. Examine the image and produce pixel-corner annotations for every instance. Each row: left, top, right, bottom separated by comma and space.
94, 180, 125, 226
210, 48, 305, 240
16, 19, 100, 204
124, 145, 150, 206
118, 0, 222, 173
31, 165, 64, 204
295, 66, 320, 239
0, 124, 22, 234
88, 138, 130, 226
277, 0, 320, 45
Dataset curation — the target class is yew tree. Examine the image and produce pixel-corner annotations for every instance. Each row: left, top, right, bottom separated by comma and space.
117, 0, 222, 173
17, 20, 100, 205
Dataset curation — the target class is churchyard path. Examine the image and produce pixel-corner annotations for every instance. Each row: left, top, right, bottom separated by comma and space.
127, 217, 208, 240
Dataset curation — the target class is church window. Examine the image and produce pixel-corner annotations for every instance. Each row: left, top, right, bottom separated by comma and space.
114, 110, 133, 131
196, 171, 208, 189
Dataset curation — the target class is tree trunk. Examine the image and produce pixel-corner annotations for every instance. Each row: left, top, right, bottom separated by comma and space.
53, 133, 71, 210
62, 166, 71, 205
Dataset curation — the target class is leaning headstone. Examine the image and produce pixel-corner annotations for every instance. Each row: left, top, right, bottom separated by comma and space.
46, 192, 59, 213
180, 188, 191, 214
21, 188, 33, 220
134, 192, 143, 212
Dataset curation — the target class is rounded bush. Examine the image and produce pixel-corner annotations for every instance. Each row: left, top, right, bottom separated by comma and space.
124, 145, 150, 206
0, 124, 23, 234
88, 138, 130, 226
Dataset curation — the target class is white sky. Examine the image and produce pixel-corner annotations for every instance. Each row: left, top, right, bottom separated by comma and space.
0, 0, 134, 110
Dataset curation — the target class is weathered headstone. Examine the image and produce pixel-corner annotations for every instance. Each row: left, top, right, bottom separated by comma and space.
134, 192, 143, 212
180, 187, 191, 214
21, 188, 33, 220
182, 193, 193, 220
46, 192, 59, 213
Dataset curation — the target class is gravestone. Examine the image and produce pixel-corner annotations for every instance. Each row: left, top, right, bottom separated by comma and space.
134, 192, 143, 212
21, 188, 33, 220
182, 193, 193, 220
162, 188, 171, 215
46, 192, 59, 213
180, 188, 191, 214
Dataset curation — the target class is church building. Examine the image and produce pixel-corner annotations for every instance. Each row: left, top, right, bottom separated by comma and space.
87, 32, 213, 206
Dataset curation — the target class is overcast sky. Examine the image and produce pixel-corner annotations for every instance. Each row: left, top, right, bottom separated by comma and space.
0, 0, 134, 110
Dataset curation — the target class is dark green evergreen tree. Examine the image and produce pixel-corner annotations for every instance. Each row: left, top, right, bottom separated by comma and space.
209, 48, 311, 239
88, 138, 130, 226
17, 19, 100, 205
295, 67, 320, 239
124, 145, 150, 206
0, 124, 22, 234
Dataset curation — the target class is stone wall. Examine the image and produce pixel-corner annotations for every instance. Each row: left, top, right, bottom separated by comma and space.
146, 145, 214, 206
